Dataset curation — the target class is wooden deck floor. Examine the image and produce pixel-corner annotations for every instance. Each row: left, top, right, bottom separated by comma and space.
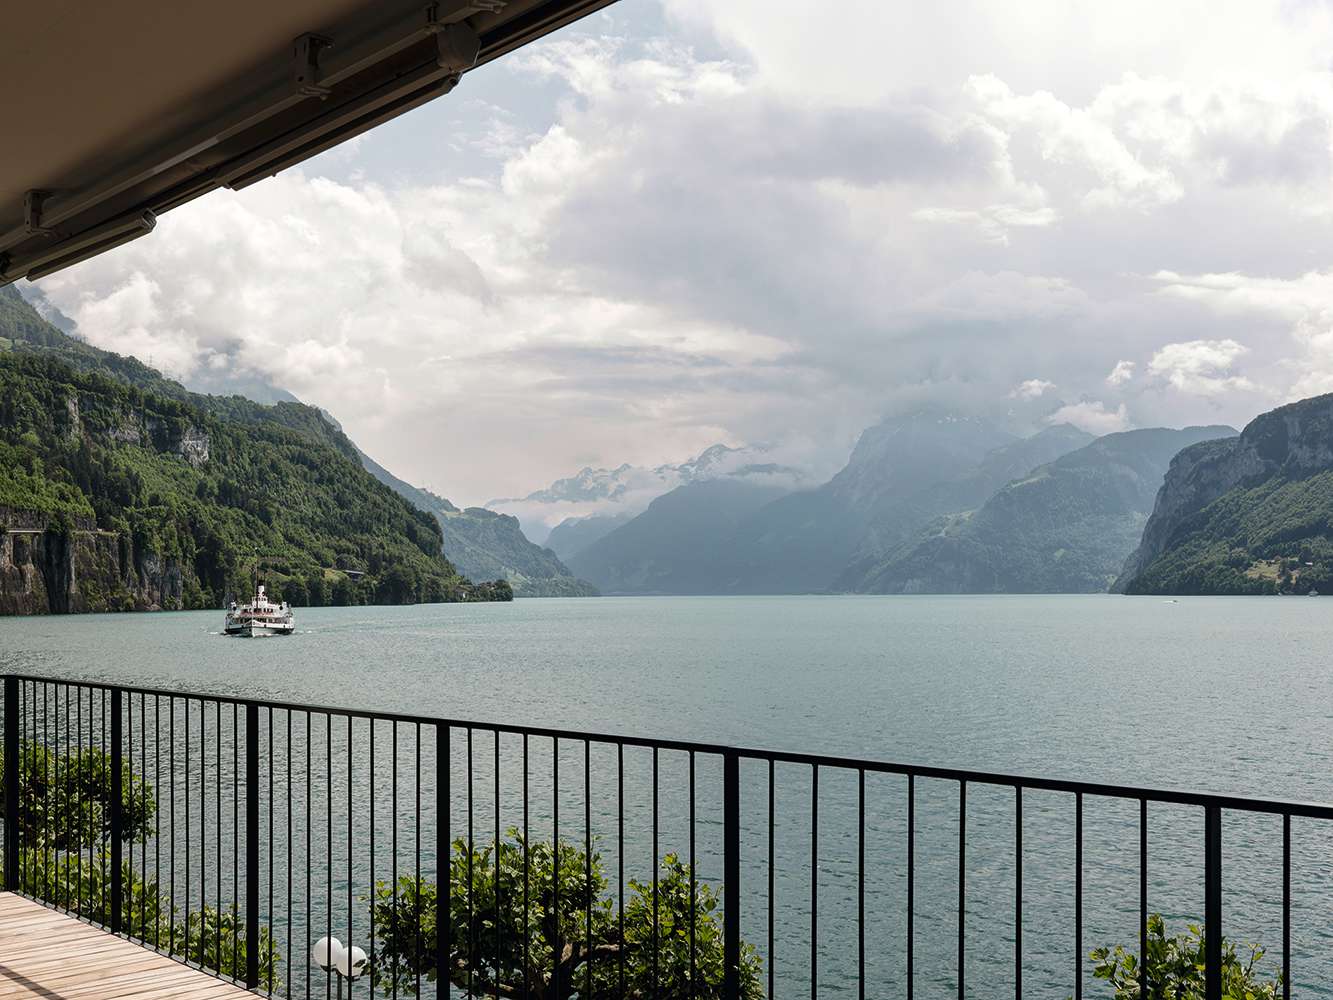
0, 893, 251, 999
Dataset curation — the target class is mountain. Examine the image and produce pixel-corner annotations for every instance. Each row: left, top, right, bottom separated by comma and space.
1117, 394, 1333, 595
835, 422, 1096, 586
853, 425, 1237, 594
0, 285, 510, 613
566, 478, 791, 594
545, 512, 635, 562
712, 411, 1020, 594
488, 443, 802, 543
358, 451, 598, 597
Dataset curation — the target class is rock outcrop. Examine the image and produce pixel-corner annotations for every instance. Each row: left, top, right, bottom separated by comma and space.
0, 508, 188, 614
1115, 393, 1333, 592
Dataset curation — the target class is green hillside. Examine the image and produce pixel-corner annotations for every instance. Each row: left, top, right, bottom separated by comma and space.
1121, 393, 1333, 595
0, 285, 509, 611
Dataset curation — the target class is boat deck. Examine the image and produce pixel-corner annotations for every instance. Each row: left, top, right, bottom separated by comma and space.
0, 893, 251, 1000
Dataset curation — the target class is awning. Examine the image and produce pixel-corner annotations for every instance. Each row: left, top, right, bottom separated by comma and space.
0, 0, 617, 286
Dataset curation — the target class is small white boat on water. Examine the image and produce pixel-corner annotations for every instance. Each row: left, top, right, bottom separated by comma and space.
224, 584, 295, 637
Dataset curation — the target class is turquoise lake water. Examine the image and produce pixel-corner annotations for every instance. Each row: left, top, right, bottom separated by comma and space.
3, 595, 1331, 997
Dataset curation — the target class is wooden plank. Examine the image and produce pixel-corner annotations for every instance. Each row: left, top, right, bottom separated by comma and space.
0, 894, 253, 1000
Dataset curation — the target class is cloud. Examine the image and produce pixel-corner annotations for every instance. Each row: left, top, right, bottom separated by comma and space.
1147, 339, 1256, 396
1010, 378, 1056, 399
1046, 400, 1130, 435
1106, 360, 1135, 386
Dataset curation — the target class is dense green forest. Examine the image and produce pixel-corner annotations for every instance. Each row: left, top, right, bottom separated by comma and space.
1122, 393, 1333, 595
0, 285, 510, 610
1125, 469, 1333, 595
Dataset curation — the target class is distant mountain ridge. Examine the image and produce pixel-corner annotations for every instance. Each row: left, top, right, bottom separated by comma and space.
490, 443, 806, 543
562, 412, 1109, 596
358, 451, 598, 597
566, 478, 791, 594
1118, 393, 1333, 594
849, 425, 1237, 594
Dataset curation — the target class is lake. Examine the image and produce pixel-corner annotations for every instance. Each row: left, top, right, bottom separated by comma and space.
2, 595, 1331, 997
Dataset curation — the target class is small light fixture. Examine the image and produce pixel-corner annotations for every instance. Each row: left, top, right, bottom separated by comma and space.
312, 937, 364, 998
312, 936, 342, 972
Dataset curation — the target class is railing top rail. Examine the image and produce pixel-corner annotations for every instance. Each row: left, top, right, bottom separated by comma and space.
8, 670, 1332, 821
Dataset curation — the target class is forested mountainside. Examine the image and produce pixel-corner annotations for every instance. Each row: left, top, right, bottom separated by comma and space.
1119, 394, 1333, 595
358, 451, 598, 597
850, 426, 1237, 594
0, 285, 510, 613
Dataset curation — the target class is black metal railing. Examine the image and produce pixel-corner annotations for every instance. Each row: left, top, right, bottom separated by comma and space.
0, 671, 1324, 999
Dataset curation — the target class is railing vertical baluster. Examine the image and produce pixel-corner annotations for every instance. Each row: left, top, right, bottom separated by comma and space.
326, 716, 333, 1000
723, 751, 740, 1000
78, 685, 85, 917
585, 740, 593, 1000
618, 741, 625, 1000
651, 744, 657, 999
1015, 786, 1022, 1000
110, 686, 123, 934
154, 696, 160, 948
436, 723, 447, 1000
1074, 792, 1082, 1000
370, 721, 377, 1000
217, 701, 223, 973
1283, 812, 1291, 1000
285, 710, 291, 1000
523, 733, 529, 999
768, 758, 774, 1000
810, 763, 818, 1000
4, 674, 18, 892
958, 779, 966, 1000
246, 702, 260, 988
389, 718, 396, 1000
233, 705, 239, 977
63, 685, 70, 913
554, 736, 561, 1000
497, 730, 503, 999
858, 768, 865, 1000
1204, 804, 1221, 1000
307, 712, 313, 1000
688, 749, 696, 999
907, 773, 914, 1000
466, 727, 474, 999
347, 716, 354, 1000
142, 694, 148, 937
414, 724, 421, 999
1139, 798, 1147, 1000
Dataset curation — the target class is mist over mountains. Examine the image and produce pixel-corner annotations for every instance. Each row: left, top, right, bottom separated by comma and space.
546, 412, 1239, 596
489, 442, 810, 544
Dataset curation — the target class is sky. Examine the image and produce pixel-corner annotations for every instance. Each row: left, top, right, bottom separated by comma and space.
23, 0, 1333, 505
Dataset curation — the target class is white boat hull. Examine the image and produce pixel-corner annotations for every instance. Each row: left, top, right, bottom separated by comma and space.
226, 620, 295, 638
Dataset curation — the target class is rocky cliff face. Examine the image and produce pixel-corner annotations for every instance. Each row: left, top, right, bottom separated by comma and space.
1115, 394, 1333, 591
0, 509, 188, 615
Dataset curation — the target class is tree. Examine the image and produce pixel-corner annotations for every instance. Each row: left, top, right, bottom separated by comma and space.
369, 831, 763, 999
1086, 914, 1281, 999
0, 742, 155, 850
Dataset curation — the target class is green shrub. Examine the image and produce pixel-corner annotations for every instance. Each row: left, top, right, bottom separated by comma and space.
1087, 914, 1280, 999
369, 831, 762, 999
